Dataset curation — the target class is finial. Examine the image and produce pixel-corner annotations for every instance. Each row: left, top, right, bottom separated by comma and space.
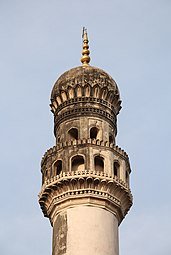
81, 27, 90, 66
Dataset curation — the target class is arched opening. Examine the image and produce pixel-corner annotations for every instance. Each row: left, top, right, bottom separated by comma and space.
68, 128, 78, 140
68, 87, 74, 99
45, 169, 49, 178
56, 96, 62, 105
101, 88, 107, 100
90, 127, 99, 139
85, 85, 90, 97
57, 136, 60, 143
126, 171, 129, 184
94, 86, 100, 97
114, 162, 120, 177
54, 160, 62, 175
61, 91, 67, 102
109, 134, 114, 143
71, 155, 85, 171
76, 86, 82, 97
94, 156, 104, 171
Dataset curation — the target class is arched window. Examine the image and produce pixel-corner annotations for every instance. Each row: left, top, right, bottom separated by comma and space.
68, 128, 78, 140
71, 155, 85, 171
94, 156, 104, 171
54, 160, 62, 175
126, 171, 129, 184
114, 162, 120, 177
57, 136, 60, 143
109, 134, 114, 143
45, 169, 49, 178
90, 127, 99, 139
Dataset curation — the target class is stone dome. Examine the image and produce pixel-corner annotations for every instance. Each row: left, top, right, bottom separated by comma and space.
51, 65, 120, 100
50, 65, 121, 115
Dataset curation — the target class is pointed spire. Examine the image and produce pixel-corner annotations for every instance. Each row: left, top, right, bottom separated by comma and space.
81, 27, 90, 66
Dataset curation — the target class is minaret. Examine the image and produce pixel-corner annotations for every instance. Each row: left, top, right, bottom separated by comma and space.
39, 29, 133, 255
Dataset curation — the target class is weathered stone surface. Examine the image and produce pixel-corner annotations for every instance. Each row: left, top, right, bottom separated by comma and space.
53, 212, 67, 255
39, 62, 132, 255
66, 206, 119, 255
51, 66, 119, 100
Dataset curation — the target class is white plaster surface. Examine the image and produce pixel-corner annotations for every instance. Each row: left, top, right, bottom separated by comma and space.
66, 205, 119, 255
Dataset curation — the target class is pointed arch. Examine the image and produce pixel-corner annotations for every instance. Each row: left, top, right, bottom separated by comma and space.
84, 85, 91, 97
56, 95, 62, 105
101, 88, 108, 100
93, 85, 100, 98
68, 86, 74, 99
61, 91, 67, 102
76, 85, 82, 97
108, 92, 114, 103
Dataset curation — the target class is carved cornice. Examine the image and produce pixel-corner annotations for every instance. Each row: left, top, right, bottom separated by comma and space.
39, 170, 133, 224
40, 170, 130, 192
54, 106, 117, 133
52, 97, 116, 115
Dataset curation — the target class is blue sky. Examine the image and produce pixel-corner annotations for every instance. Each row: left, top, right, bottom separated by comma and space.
0, 1, 171, 254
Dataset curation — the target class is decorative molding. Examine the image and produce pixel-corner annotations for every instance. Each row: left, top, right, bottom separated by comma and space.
51, 66, 119, 98
52, 97, 116, 115
39, 170, 132, 224
54, 106, 117, 132
40, 170, 130, 192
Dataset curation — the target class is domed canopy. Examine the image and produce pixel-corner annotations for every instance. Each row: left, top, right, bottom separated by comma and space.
51, 65, 120, 101
50, 28, 121, 116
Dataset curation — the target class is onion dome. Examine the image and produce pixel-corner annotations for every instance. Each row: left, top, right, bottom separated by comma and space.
51, 65, 121, 114
50, 28, 122, 136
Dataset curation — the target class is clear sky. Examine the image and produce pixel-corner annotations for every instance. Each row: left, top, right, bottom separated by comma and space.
0, 1, 171, 254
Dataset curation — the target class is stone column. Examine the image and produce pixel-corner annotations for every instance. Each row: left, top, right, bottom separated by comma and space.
52, 206, 119, 255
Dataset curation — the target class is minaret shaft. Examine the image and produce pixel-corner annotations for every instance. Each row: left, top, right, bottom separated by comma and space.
39, 31, 132, 255
52, 206, 119, 255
